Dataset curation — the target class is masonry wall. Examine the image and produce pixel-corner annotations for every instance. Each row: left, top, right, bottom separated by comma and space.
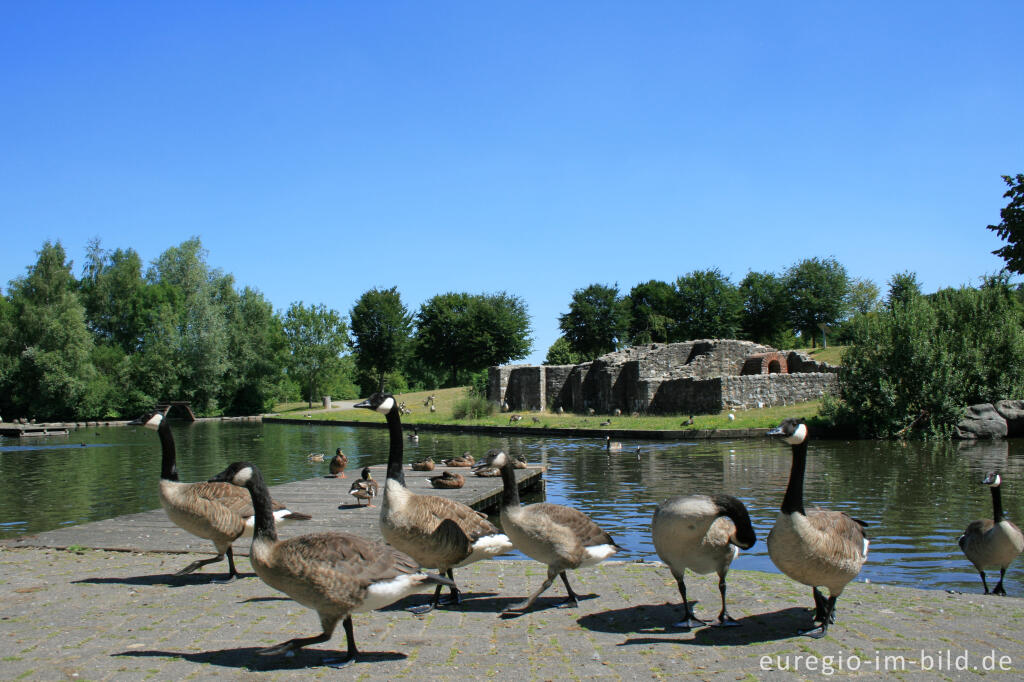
647, 377, 725, 414
504, 366, 545, 411
720, 373, 838, 410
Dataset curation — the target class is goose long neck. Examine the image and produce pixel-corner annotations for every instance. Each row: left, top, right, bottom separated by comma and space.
991, 484, 1005, 520
246, 469, 278, 543
780, 441, 807, 515
158, 421, 179, 482
499, 462, 520, 509
384, 407, 406, 486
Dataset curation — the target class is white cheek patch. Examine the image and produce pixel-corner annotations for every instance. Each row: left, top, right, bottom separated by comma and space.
784, 423, 807, 445
491, 451, 508, 467
143, 413, 163, 430
235, 467, 253, 486
378, 397, 395, 414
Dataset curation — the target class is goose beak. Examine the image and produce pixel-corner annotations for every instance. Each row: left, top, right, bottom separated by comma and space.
353, 398, 372, 410
130, 411, 164, 430
766, 425, 784, 437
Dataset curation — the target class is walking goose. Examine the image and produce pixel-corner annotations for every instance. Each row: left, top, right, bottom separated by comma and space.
354, 392, 513, 614
330, 448, 348, 478
652, 494, 756, 628
472, 448, 622, 613
135, 409, 311, 582
959, 471, 1024, 595
208, 461, 451, 667
348, 467, 379, 507
767, 418, 869, 638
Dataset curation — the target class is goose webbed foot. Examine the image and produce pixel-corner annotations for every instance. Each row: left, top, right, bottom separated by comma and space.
409, 583, 443, 614
671, 602, 706, 629
556, 594, 579, 609
798, 623, 828, 639
211, 573, 239, 584
174, 554, 224, 577
711, 611, 740, 628
322, 617, 358, 668
993, 583, 1007, 596
437, 587, 462, 607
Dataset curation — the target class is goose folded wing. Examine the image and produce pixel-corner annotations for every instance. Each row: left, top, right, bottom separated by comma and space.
532, 503, 617, 547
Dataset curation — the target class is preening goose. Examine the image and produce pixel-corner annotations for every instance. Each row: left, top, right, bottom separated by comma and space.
472, 448, 621, 613
766, 418, 869, 638
959, 471, 1024, 595
208, 461, 451, 668
354, 392, 513, 614
135, 409, 311, 582
652, 494, 756, 628
429, 471, 465, 489
349, 468, 379, 507
330, 448, 348, 478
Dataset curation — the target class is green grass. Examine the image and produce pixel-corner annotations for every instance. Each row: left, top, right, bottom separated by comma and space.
807, 344, 847, 366
273, 386, 825, 431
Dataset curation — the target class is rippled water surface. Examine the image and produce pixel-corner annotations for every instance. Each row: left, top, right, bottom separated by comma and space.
2, 420, 1022, 594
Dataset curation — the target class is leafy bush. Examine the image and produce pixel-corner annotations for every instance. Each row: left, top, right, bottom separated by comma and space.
452, 393, 496, 420
824, 277, 1024, 438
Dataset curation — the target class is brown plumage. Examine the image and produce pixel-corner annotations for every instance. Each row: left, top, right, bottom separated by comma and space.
348, 468, 379, 507
959, 471, 1024, 595
767, 418, 868, 638
135, 408, 311, 582
208, 461, 451, 667
473, 448, 621, 613
430, 471, 465, 489
354, 393, 513, 614
330, 448, 348, 478
443, 453, 475, 467
411, 457, 435, 471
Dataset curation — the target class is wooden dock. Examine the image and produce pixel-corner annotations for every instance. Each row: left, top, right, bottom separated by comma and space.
0, 424, 71, 438
7, 464, 542, 555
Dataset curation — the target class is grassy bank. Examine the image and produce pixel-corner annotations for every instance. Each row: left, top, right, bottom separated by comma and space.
273, 386, 827, 431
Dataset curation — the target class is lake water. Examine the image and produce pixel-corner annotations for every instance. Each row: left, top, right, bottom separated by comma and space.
1, 420, 1022, 594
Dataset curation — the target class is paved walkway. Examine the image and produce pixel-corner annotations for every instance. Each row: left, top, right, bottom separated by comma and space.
2, 545, 1022, 680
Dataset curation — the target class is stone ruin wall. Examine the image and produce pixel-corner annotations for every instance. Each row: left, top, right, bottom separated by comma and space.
490, 339, 839, 415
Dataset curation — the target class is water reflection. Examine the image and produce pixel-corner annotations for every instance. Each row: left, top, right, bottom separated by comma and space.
1, 422, 1021, 594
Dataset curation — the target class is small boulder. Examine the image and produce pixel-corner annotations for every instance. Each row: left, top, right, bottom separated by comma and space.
994, 400, 1024, 437
954, 403, 1008, 440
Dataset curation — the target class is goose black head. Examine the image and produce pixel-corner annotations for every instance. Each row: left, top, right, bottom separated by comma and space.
209, 461, 257, 487
354, 392, 397, 415
131, 409, 166, 430
983, 471, 1002, 487
768, 417, 808, 445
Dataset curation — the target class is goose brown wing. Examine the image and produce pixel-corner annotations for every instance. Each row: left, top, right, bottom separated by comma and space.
532, 503, 616, 548
424, 494, 502, 541
188, 481, 255, 515
806, 508, 869, 557
277, 532, 422, 582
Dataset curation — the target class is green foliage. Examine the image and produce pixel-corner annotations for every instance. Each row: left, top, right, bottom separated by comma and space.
558, 283, 629, 360
349, 286, 413, 393
452, 392, 496, 419
673, 268, 742, 340
886, 271, 922, 308
626, 279, 676, 344
825, 278, 1024, 438
544, 336, 584, 365
282, 301, 349, 408
784, 256, 850, 347
738, 271, 790, 346
414, 291, 531, 386
987, 173, 1024, 274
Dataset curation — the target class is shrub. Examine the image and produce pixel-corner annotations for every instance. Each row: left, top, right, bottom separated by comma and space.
452, 393, 496, 420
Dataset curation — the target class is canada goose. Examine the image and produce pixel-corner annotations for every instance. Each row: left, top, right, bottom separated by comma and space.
349, 468, 379, 507
411, 456, 435, 472
308, 453, 325, 463
472, 448, 621, 613
408, 427, 419, 443
684, 416, 694, 427
476, 454, 527, 477
767, 418, 869, 638
959, 471, 1024, 595
652, 494, 756, 628
430, 471, 465, 489
443, 452, 475, 467
509, 414, 523, 424
354, 392, 513, 614
599, 419, 611, 427
329, 448, 347, 478
134, 409, 311, 582
605, 436, 622, 452
208, 461, 451, 667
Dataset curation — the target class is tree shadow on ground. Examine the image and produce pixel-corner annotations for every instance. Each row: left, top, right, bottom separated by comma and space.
578, 601, 814, 645
114, 647, 406, 671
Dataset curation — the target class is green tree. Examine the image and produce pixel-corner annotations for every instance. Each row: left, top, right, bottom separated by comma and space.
349, 286, 413, 393
0, 242, 97, 420
626, 279, 676, 344
673, 268, 742, 340
147, 238, 230, 413
784, 257, 850, 347
221, 287, 289, 414
886, 271, 922, 309
544, 336, 584, 365
79, 240, 149, 352
415, 292, 531, 386
846, 278, 880, 316
558, 283, 629, 360
987, 173, 1024, 274
283, 302, 349, 408
738, 270, 790, 346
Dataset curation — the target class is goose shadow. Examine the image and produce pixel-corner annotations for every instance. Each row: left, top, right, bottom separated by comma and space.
379, 590, 509, 613
337, 503, 374, 511
578, 602, 814, 645
73, 572, 256, 588
114, 647, 406, 671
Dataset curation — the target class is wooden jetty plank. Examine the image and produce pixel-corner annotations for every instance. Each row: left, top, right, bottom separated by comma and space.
7, 464, 542, 556
0, 424, 71, 438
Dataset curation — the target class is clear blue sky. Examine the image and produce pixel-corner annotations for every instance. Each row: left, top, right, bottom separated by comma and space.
2, 2, 1022, 364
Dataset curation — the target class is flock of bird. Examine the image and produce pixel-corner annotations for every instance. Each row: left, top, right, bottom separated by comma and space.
134, 396, 1023, 668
